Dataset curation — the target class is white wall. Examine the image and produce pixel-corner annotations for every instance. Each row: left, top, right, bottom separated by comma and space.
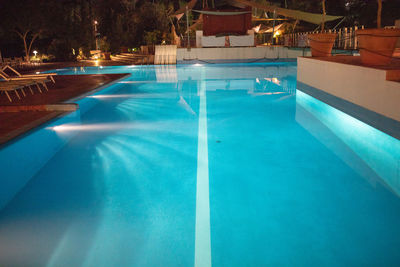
297, 57, 400, 122
177, 46, 310, 62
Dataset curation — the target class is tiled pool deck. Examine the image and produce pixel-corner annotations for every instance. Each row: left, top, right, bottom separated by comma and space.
0, 72, 128, 145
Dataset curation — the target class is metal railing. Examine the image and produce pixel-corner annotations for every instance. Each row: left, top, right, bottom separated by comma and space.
283, 26, 365, 50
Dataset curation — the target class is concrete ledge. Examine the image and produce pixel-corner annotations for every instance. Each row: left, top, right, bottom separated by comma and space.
0, 104, 78, 112
297, 57, 400, 127
65, 73, 130, 104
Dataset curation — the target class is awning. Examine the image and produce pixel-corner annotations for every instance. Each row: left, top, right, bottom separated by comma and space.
252, 18, 288, 22
192, 10, 252, 16
172, 0, 197, 16
232, 0, 343, 25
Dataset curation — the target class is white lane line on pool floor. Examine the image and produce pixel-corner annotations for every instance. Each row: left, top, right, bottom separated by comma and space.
195, 72, 212, 267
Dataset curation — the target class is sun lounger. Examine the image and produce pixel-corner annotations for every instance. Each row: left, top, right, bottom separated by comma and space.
0, 71, 50, 92
0, 80, 36, 102
1, 65, 57, 83
0, 71, 48, 95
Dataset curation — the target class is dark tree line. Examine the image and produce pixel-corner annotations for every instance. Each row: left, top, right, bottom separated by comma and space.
0, 0, 398, 61
0, 0, 181, 60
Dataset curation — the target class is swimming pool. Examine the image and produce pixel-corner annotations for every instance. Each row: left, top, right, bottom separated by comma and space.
1, 63, 400, 266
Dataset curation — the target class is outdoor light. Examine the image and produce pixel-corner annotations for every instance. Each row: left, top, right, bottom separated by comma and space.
94, 20, 99, 50
33, 50, 38, 57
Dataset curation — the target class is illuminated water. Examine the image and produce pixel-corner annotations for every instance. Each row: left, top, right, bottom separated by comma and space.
1, 63, 400, 266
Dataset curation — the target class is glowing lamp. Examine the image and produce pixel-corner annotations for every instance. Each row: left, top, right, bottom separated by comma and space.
273, 31, 281, 38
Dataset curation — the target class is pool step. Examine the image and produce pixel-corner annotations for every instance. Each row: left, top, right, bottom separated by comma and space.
111, 53, 154, 65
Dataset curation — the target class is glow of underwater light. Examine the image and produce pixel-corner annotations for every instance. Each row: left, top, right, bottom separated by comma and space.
296, 90, 400, 195
194, 63, 203, 67
88, 94, 135, 99
50, 122, 167, 132
252, 92, 285, 96
51, 124, 124, 132
117, 81, 153, 84
297, 91, 374, 136
88, 93, 176, 99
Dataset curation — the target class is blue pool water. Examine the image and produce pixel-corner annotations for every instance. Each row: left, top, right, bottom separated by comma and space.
1, 63, 400, 266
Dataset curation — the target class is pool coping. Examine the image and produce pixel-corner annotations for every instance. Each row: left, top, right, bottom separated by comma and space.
63, 73, 130, 103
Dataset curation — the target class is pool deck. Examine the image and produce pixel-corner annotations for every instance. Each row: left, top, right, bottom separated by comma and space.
309, 55, 400, 82
0, 72, 129, 146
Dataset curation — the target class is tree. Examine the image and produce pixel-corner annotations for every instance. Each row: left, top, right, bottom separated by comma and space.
377, 0, 382, 28
0, 0, 45, 62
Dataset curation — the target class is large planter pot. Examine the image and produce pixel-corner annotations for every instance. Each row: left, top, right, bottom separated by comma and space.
356, 28, 400, 66
102, 52, 111, 60
308, 33, 337, 57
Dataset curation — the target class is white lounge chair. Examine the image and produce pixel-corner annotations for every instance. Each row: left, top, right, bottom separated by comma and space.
0, 80, 37, 102
0, 70, 51, 92
1, 65, 57, 83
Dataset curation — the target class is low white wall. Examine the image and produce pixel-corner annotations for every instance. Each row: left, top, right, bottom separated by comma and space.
297, 57, 400, 122
177, 46, 310, 62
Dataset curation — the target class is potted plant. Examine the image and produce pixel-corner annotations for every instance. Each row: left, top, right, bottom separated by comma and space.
307, 0, 337, 57
100, 37, 111, 60
356, 0, 400, 65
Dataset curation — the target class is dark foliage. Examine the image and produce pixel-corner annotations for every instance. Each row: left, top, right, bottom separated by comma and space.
0, 0, 398, 60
